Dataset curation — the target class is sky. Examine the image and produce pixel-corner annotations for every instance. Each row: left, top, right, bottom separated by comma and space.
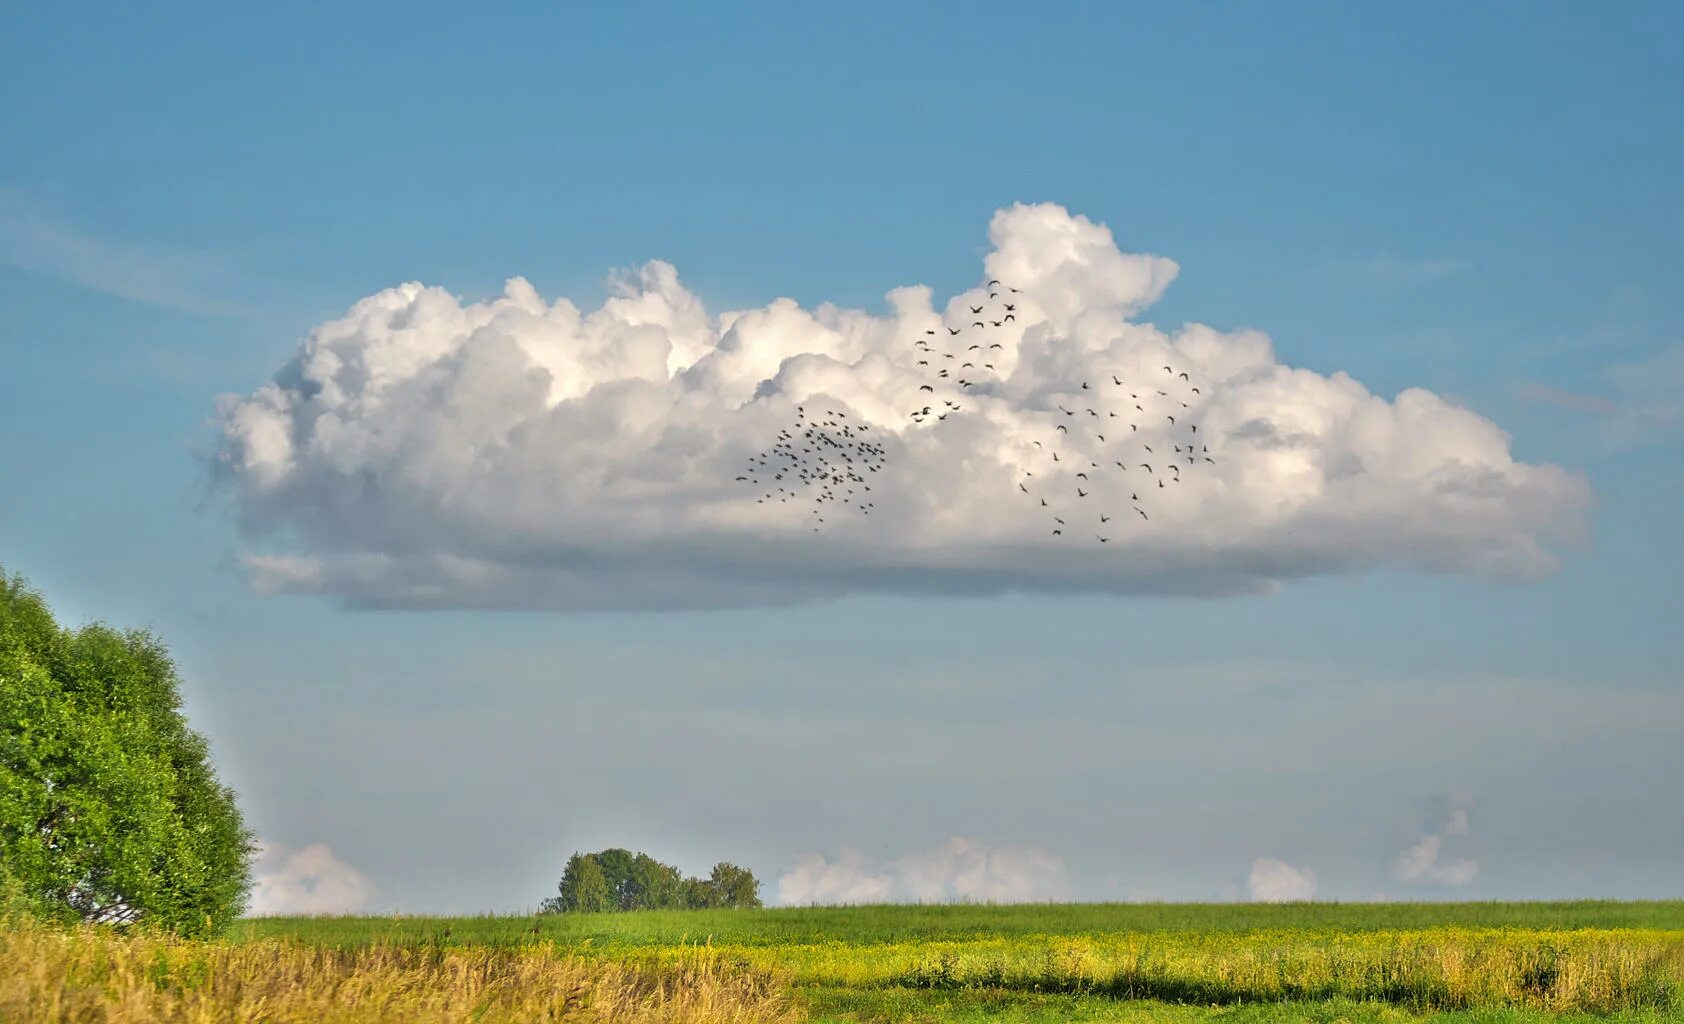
2, 2, 1680, 912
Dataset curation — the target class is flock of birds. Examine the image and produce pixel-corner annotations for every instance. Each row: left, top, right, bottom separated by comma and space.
737, 279, 1217, 542
737, 406, 888, 531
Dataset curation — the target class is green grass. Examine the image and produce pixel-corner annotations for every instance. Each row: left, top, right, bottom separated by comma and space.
229, 903, 1684, 1022
234, 901, 1684, 949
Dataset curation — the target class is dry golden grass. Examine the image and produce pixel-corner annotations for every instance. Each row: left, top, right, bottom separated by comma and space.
0, 917, 802, 1024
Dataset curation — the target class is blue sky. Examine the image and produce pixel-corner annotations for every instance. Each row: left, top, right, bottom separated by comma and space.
2, 2, 1680, 910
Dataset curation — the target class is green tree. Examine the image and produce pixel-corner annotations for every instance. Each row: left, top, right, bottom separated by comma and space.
706, 862, 762, 909
591, 847, 637, 910
544, 852, 610, 913
624, 852, 684, 911
545, 848, 762, 912
681, 875, 719, 909
0, 570, 253, 935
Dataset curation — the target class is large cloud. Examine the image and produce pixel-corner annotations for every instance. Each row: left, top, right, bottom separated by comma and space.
777, 837, 1068, 906
211, 203, 1589, 609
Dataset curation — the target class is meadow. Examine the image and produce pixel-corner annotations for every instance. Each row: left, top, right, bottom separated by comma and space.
6, 902, 1681, 1023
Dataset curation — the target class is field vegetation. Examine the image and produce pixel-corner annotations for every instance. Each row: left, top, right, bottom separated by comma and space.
229, 902, 1679, 1021
0, 914, 797, 1024
4, 903, 1680, 1022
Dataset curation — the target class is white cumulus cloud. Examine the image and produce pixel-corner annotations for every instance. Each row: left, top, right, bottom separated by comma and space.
1247, 857, 1318, 902
247, 840, 374, 915
777, 837, 1068, 906
211, 202, 1589, 610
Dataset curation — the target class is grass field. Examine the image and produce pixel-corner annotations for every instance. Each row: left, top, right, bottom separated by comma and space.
8, 902, 1682, 1022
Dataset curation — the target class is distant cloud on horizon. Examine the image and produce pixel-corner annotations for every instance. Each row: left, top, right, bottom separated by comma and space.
1246, 857, 1318, 902
777, 837, 1068, 906
210, 202, 1590, 611
1392, 799, 1479, 889
247, 840, 374, 916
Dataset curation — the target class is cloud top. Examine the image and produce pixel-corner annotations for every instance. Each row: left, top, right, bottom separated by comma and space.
211, 203, 1589, 610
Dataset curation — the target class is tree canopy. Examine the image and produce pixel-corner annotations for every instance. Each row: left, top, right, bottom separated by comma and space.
0, 569, 253, 934
543, 849, 761, 912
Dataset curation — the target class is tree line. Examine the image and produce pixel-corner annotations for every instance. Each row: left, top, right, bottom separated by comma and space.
542, 849, 761, 912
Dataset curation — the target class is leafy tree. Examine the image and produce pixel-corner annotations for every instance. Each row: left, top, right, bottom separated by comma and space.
0, 570, 253, 935
542, 847, 761, 912
591, 847, 637, 910
544, 852, 611, 913
625, 852, 684, 911
706, 862, 762, 909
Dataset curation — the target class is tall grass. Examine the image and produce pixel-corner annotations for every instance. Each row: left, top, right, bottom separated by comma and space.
0, 916, 800, 1024
12, 905, 1683, 1021
244, 915, 1684, 1015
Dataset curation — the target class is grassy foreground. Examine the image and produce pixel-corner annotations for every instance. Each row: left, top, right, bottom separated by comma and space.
6, 903, 1682, 1022
0, 914, 798, 1024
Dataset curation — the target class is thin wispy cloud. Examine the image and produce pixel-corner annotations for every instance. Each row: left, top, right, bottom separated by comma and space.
1517, 341, 1684, 446
1328, 255, 1471, 288
0, 189, 255, 317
